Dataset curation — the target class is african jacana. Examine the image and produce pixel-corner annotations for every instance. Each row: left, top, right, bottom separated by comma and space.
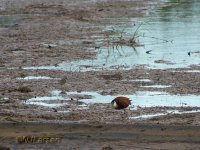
111, 96, 131, 109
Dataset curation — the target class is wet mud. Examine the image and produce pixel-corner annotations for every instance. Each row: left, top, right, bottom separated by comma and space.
1, 123, 200, 150
0, 0, 200, 149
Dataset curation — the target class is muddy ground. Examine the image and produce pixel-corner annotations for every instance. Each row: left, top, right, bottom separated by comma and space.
1, 122, 200, 150
0, 0, 200, 149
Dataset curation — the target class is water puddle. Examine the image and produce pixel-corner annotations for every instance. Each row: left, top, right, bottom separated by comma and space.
22, 0, 200, 72
122, 79, 152, 82
25, 90, 68, 108
25, 89, 200, 121
16, 76, 60, 80
70, 91, 200, 108
141, 85, 171, 88
171, 70, 200, 73
129, 109, 200, 120
26, 101, 65, 108
25, 90, 89, 110
25, 90, 200, 108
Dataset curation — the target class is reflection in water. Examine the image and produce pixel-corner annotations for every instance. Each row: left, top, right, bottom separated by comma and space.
133, 0, 200, 69
23, 1, 200, 71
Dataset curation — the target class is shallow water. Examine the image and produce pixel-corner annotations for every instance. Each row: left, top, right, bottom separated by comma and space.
23, 0, 200, 72
25, 89, 200, 120
25, 90, 68, 107
70, 91, 200, 108
123, 79, 152, 82
129, 109, 200, 120
25, 90, 200, 108
141, 85, 171, 88
171, 70, 200, 73
16, 76, 60, 80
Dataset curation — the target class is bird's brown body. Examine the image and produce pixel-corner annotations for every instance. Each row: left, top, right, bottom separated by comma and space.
111, 96, 131, 109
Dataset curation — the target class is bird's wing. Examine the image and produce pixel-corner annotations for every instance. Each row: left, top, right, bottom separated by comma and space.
115, 97, 130, 108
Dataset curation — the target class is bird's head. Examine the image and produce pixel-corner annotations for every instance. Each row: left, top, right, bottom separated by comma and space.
111, 100, 118, 109
129, 100, 132, 105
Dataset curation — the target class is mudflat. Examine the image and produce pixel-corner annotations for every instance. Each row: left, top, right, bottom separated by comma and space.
0, 0, 200, 149
1, 122, 200, 150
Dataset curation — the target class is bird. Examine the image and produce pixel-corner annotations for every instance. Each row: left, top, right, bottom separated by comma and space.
188, 52, 191, 56
111, 96, 131, 109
